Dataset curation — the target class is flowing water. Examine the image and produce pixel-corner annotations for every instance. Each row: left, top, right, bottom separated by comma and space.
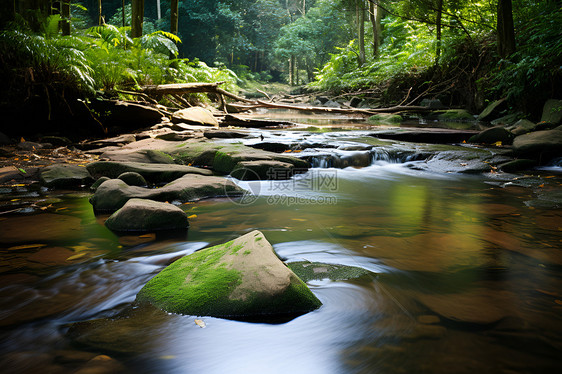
1, 121, 562, 373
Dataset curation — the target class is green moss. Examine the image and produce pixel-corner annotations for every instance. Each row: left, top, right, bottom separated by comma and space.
368, 113, 403, 124
254, 237, 263, 242
230, 244, 244, 254
243, 250, 251, 255
136, 244, 242, 316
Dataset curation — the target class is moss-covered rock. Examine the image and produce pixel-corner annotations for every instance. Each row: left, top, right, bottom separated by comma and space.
287, 261, 370, 282
136, 230, 322, 318
435, 109, 475, 121
541, 99, 562, 125
40, 164, 93, 188
105, 198, 188, 232
512, 125, 562, 158
477, 98, 507, 122
90, 176, 110, 192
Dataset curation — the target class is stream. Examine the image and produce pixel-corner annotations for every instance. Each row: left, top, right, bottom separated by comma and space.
1, 115, 562, 373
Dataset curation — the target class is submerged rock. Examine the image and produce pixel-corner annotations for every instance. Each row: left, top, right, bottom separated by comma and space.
40, 164, 94, 188
287, 261, 370, 282
230, 160, 295, 180
105, 198, 188, 232
90, 174, 245, 212
136, 230, 322, 318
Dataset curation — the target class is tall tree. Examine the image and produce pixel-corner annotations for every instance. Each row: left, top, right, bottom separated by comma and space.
61, 0, 71, 35
368, 0, 382, 58
131, 0, 144, 38
357, 0, 366, 65
497, 0, 516, 58
435, 0, 443, 63
170, 0, 179, 34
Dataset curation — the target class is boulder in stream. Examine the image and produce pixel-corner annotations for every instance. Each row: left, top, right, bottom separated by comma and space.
512, 125, 562, 158
105, 198, 188, 232
136, 230, 322, 318
86, 161, 212, 184
90, 174, 246, 212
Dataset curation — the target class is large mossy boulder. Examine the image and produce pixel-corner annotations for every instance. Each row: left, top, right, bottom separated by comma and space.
477, 98, 507, 122
105, 198, 188, 232
40, 164, 94, 188
90, 174, 245, 212
136, 230, 322, 318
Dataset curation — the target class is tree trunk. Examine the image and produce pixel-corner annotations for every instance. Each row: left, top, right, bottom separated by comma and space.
435, 0, 443, 64
131, 0, 144, 38
171, 0, 179, 34
122, 0, 125, 27
497, 0, 516, 58
97, 0, 102, 25
369, 1, 381, 59
156, 0, 161, 20
357, 0, 366, 66
61, 0, 70, 35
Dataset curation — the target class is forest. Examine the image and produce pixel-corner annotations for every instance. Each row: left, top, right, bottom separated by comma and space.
0, 0, 561, 134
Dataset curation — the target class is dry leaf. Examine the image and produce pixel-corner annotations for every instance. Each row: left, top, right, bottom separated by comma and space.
8, 244, 47, 251
194, 319, 206, 328
188, 214, 197, 219
138, 233, 156, 239
66, 253, 87, 261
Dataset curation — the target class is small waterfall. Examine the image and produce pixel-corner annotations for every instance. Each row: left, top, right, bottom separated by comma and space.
303, 147, 425, 169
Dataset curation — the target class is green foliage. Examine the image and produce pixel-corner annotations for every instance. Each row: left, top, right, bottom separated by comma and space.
488, 5, 562, 111
311, 17, 437, 91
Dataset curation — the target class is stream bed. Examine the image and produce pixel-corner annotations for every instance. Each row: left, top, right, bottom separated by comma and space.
1, 118, 562, 374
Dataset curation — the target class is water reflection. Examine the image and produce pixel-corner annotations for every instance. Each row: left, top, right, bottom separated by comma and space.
1, 147, 562, 373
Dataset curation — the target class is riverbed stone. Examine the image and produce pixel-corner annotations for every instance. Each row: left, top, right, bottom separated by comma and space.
86, 161, 211, 183
541, 99, 562, 125
287, 261, 370, 282
90, 176, 110, 192
468, 126, 514, 145
512, 125, 562, 158
117, 171, 147, 187
40, 164, 94, 188
105, 198, 188, 232
172, 107, 219, 127
497, 159, 537, 173
0, 213, 84, 244
230, 160, 295, 180
507, 119, 537, 136
435, 109, 474, 121
136, 230, 322, 318
90, 174, 245, 212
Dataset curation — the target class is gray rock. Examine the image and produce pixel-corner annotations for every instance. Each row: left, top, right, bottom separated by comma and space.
17, 141, 43, 151
512, 125, 562, 157
117, 171, 147, 187
507, 119, 537, 136
90, 176, 110, 191
39, 136, 72, 147
203, 130, 249, 139
86, 161, 211, 183
172, 107, 219, 126
230, 160, 295, 180
40, 164, 94, 188
323, 100, 341, 108
105, 198, 188, 232
541, 99, 562, 125
490, 112, 524, 126
468, 126, 514, 145
90, 174, 245, 212
136, 230, 322, 318
287, 261, 370, 282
